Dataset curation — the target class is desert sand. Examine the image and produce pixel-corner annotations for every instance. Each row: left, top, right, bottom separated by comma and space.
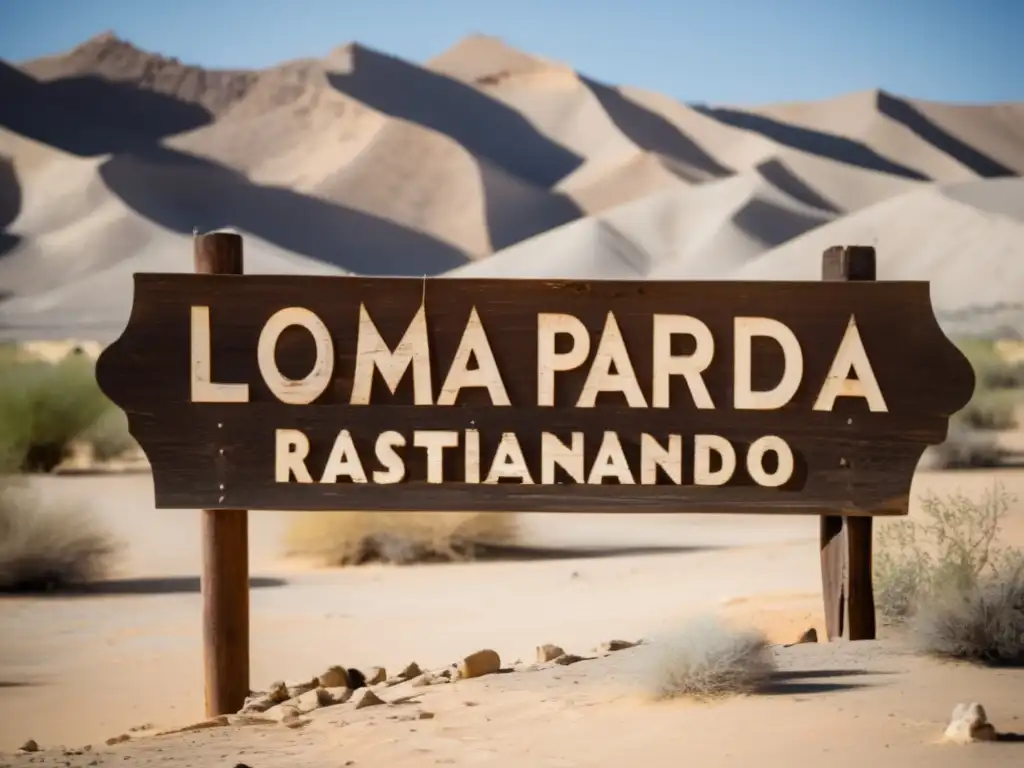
2, 468, 1024, 766
2, 33, 1024, 340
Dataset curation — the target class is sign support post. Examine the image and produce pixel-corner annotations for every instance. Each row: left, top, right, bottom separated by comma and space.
194, 231, 251, 716
819, 245, 877, 641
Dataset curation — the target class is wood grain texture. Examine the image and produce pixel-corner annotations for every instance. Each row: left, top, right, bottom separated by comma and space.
820, 245, 878, 642
96, 270, 975, 514
194, 232, 250, 717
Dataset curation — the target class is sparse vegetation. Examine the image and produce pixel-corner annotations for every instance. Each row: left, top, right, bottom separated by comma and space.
912, 554, 1024, 666
874, 483, 1024, 665
284, 510, 522, 565
0, 468, 122, 593
935, 338, 1024, 469
0, 350, 135, 472
644, 616, 777, 701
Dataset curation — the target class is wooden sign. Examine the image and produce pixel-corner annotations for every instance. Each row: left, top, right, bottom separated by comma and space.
96, 270, 974, 516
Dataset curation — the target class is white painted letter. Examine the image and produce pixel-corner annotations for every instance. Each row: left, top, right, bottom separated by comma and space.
190, 306, 249, 403
275, 428, 312, 483
694, 435, 736, 486
464, 429, 481, 483
537, 314, 590, 406
373, 431, 406, 484
587, 431, 635, 484
320, 429, 368, 483
351, 305, 433, 405
652, 315, 714, 409
413, 430, 459, 483
577, 312, 647, 408
485, 433, 533, 484
541, 432, 585, 484
734, 317, 803, 410
257, 307, 335, 405
813, 315, 888, 412
437, 307, 510, 406
746, 435, 794, 488
640, 434, 682, 484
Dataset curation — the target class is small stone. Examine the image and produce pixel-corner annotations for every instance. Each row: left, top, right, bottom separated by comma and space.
322, 686, 353, 706
785, 628, 818, 647
554, 653, 586, 666
105, 734, 131, 746
944, 702, 999, 744
536, 644, 565, 662
365, 666, 387, 685
318, 665, 349, 688
398, 662, 422, 680
353, 688, 385, 709
287, 678, 320, 698
239, 682, 289, 715
596, 639, 636, 654
456, 649, 501, 680
411, 672, 436, 687
19, 739, 39, 753
347, 668, 367, 690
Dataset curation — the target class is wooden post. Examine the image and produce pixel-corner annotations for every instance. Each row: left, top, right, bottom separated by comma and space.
819, 245, 877, 641
194, 232, 251, 715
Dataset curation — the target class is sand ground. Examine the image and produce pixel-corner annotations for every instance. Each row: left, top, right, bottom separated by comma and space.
2, 468, 1024, 766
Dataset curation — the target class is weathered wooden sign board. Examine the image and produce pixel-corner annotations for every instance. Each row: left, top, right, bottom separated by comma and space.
94, 235, 975, 719
97, 262, 973, 517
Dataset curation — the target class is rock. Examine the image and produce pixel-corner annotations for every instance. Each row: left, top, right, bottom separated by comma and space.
239, 680, 290, 715
944, 702, 999, 744
554, 654, 587, 666
105, 734, 131, 746
455, 649, 501, 680
322, 686, 353, 706
398, 662, 422, 680
536, 644, 566, 662
596, 639, 636, 654
353, 688, 386, 709
784, 628, 819, 647
19, 739, 39, 753
287, 678, 320, 698
318, 665, 349, 688
365, 666, 387, 685
347, 668, 367, 690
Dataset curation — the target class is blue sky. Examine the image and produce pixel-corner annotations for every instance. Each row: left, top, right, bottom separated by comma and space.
0, 0, 1020, 105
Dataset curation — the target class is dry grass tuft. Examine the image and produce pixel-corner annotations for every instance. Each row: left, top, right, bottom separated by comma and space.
283, 510, 522, 565
912, 554, 1024, 666
0, 477, 122, 591
644, 615, 777, 701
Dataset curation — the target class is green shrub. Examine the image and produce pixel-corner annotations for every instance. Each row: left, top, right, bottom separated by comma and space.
0, 354, 134, 472
874, 483, 1020, 623
643, 616, 776, 701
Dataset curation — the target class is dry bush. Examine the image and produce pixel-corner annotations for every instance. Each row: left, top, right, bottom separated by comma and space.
874, 483, 1021, 623
643, 615, 777, 701
0, 476, 122, 591
284, 510, 522, 565
912, 553, 1024, 666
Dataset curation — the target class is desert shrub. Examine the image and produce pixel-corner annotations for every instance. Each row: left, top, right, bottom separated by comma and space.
0, 475, 122, 591
643, 616, 776, 701
956, 389, 1019, 431
957, 338, 1024, 391
0, 354, 133, 471
284, 510, 521, 566
912, 553, 1024, 665
80, 408, 137, 463
930, 422, 1009, 469
874, 483, 1020, 622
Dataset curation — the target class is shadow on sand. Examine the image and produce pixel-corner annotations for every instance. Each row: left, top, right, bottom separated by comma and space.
758, 668, 884, 696
468, 543, 722, 562
0, 575, 287, 598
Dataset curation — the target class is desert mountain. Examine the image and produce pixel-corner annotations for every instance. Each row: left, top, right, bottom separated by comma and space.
1, 32, 1022, 340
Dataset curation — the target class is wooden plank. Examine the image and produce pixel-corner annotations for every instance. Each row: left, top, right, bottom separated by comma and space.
95, 269, 975, 514
195, 232, 251, 717
820, 245, 878, 641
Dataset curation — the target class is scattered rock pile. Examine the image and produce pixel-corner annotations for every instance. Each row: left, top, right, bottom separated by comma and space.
944, 702, 999, 744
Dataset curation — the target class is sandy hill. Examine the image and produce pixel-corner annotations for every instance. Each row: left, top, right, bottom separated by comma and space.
1, 32, 1022, 340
